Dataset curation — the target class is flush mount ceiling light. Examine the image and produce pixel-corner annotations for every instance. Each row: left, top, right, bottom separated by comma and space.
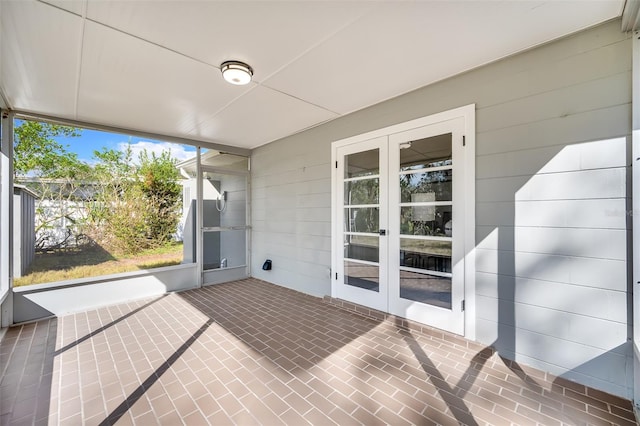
220, 60, 253, 85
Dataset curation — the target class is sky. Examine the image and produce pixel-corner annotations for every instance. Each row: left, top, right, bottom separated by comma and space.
16, 119, 198, 165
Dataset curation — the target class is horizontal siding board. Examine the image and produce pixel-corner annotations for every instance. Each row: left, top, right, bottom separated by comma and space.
251, 160, 331, 181
295, 207, 330, 222
260, 205, 296, 221
476, 226, 627, 260
295, 221, 331, 237
260, 219, 298, 235
296, 193, 331, 208
475, 248, 627, 291
514, 199, 628, 229
298, 247, 331, 264
477, 21, 629, 78
265, 170, 303, 187
477, 136, 628, 179
297, 235, 331, 251
477, 199, 628, 229
514, 351, 632, 400
476, 294, 628, 351
475, 272, 628, 323
252, 231, 297, 251
476, 318, 632, 396
477, 71, 631, 134
514, 329, 631, 386
296, 178, 331, 195
382, 28, 630, 119
477, 104, 630, 156
477, 168, 626, 202
263, 182, 299, 197
476, 317, 514, 354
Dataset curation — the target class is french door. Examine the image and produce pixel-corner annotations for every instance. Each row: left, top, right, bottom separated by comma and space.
336, 136, 388, 312
334, 115, 467, 335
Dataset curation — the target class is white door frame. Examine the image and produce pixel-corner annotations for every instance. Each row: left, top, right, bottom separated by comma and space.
331, 104, 476, 339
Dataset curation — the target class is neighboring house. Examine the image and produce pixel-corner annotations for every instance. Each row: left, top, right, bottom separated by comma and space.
15, 178, 98, 251
176, 151, 249, 272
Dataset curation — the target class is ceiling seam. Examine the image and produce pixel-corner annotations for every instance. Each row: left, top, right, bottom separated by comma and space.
252, 116, 342, 150
73, 0, 89, 119
257, 83, 340, 116
85, 18, 221, 71
257, 3, 379, 85
183, 85, 261, 137
182, 80, 340, 140
35, 0, 81, 17
35, 0, 217, 71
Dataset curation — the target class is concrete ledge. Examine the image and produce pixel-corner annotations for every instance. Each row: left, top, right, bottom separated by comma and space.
13, 264, 199, 323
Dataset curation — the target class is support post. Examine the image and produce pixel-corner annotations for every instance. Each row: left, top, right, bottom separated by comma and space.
0, 110, 14, 327
196, 147, 203, 288
632, 30, 640, 411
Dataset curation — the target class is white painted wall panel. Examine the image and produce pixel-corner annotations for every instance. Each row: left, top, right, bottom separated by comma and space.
251, 20, 632, 397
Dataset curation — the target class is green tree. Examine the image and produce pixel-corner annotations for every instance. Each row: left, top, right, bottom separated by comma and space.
87, 146, 181, 254
13, 120, 86, 178
138, 150, 181, 244
13, 120, 93, 250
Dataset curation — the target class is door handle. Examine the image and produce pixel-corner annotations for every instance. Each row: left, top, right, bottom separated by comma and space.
379, 229, 386, 236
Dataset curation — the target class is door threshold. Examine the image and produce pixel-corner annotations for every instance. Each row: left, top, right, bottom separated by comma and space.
322, 295, 472, 344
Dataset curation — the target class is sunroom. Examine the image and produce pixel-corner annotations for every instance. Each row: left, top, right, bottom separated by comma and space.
1, 0, 640, 424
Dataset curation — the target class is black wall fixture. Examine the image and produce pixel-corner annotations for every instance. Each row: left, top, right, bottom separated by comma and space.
262, 259, 272, 271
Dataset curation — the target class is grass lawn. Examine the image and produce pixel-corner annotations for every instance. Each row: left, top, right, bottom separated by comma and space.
14, 242, 184, 287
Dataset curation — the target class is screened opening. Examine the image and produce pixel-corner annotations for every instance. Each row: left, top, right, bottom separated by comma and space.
12, 117, 195, 286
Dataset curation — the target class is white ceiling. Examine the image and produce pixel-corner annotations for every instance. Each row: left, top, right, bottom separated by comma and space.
0, 0, 625, 150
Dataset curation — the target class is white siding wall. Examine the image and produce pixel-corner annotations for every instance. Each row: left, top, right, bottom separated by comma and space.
251, 20, 632, 397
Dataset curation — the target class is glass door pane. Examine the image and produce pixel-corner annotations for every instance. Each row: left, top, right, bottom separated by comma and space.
201, 170, 248, 271
343, 149, 380, 292
398, 134, 453, 308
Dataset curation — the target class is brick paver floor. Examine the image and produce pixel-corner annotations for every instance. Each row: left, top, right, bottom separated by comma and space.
0, 278, 637, 425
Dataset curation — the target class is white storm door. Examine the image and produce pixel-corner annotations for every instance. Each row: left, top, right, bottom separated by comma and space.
388, 118, 466, 335
335, 136, 388, 312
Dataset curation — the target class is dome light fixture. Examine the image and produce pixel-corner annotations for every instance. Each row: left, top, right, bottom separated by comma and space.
220, 60, 253, 85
